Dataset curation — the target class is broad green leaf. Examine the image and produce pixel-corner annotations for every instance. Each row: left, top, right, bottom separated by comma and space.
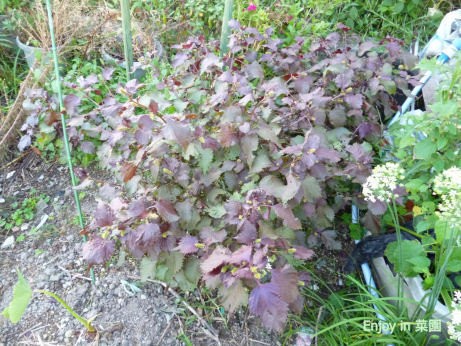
258, 220, 278, 240
206, 205, 227, 219
446, 260, 461, 273
421, 201, 436, 213
156, 251, 184, 282
183, 257, 201, 284
437, 137, 448, 150
184, 142, 198, 160
385, 240, 430, 277
219, 280, 248, 313
404, 179, 424, 193
2, 271, 33, 324
155, 264, 169, 282
250, 150, 271, 174
302, 176, 322, 203
140, 257, 157, 282
275, 226, 295, 241
380, 79, 396, 94
256, 121, 281, 146
174, 258, 201, 291
260, 174, 301, 204
198, 147, 213, 174
415, 220, 433, 233
414, 139, 437, 160
434, 219, 451, 243
241, 134, 259, 167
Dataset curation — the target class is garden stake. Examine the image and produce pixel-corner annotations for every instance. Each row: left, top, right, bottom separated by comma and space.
45, 0, 95, 284
220, 0, 233, 55
120, 0, 133, 80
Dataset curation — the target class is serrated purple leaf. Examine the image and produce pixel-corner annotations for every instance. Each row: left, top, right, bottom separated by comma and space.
320, 230, 342, 250
200, 227, 227, 246
77, 74, 98, 89
272, 204, 301, 230
18, 135, 31, 151
249, 283, 289, 332
138, 114, 154, 130
368, 200, 387, 215
344, 94, 363, 109
82, 236, 115, 265
163, 118, 192, 149
127, 199, 146, 218
235, 220, 257, 244
125, 79, 140, 94
358, 41, 376, 56
99, 184, 117, 201
201, 246, 231, 274
94, 203, 115, 227
156, 200, 180, 223
334, 69, 353, 89
102, 67, 115, 80
64, 94, 80, 116
262, 77, 289, 96
228, 19, 240, 30
201, 53, 221, 73
124, 223, 161, 258
172, 52, 189, 68
293, 246, 314, 260
316, 148, 341, 163
135, 129, 151, 145
228, 245, 252, 265
176, 235, 199, 254
271, 265, 299, 303
357, 122, 380, 139
80, 141, 95, 154
245, 61, 264, 80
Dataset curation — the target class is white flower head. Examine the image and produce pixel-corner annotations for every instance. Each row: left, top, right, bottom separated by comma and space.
449, 291, 461, 342
433, 167, 461, 228
454, 290, 461, 303
362, 162, 405, 203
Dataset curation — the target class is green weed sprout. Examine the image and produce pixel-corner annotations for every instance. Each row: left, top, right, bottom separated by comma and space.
2, 270, 96, 332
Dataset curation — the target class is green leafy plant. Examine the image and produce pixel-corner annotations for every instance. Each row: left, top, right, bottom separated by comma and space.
334, 0, 450, 44
359, 57, 461, 317
2, 270, 96, 332
26, 23, 415, 332
0, 193, 48, 232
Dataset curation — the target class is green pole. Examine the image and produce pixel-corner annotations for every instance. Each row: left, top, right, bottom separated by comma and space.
120, 0, 133, 80
220, 0, 234, 55
45, 0, 95, 284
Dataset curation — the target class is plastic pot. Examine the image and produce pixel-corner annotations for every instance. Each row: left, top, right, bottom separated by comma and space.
371, 256, 451, 322
15, 36, 52, 69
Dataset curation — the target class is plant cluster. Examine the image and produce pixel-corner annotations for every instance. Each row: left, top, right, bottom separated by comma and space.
334, 0, 450, 44
360, 57, 461, 318
0, 192, 48, 233
20, 23, 415, 330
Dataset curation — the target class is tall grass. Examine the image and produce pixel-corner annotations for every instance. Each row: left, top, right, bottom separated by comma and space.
285, 274, 445, 345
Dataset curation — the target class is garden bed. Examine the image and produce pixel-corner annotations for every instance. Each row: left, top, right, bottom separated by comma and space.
0, 151, 283, 345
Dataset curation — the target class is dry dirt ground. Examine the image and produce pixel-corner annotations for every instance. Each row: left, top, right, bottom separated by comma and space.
0, 151, 279, 346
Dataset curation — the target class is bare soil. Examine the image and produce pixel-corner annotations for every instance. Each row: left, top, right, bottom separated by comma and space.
0, 151, 279, 346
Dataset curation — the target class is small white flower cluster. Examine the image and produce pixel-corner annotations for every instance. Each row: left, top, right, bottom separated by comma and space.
362, 162, 405, 203
448, 290, 461, 342
433, 167, 461, 228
